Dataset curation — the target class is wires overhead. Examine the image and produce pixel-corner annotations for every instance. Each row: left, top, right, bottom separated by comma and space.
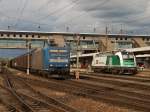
21, 0, 110, 32
35, 0, 52, 13
37, 0, 80, 21
14, 0, 29, 27
0, 0, 149, 33
56, 0, 110, 26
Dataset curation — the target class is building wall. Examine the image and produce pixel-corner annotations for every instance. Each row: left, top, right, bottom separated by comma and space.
132, 37, 147, 47
0, 31, 149, 52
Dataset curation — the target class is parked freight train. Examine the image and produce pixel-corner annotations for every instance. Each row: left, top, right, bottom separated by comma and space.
92, 50, 137, 74
0, 61, 2, 73
10, 46, 70, 77
0, 60, 8, 73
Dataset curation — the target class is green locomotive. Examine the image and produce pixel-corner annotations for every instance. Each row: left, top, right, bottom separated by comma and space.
92, 50, 137, 74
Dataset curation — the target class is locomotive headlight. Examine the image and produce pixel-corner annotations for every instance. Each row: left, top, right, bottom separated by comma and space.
50, 64, 53, 67
65, 64, 68, 67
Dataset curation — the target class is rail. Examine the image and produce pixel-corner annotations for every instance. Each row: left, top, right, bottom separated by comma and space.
3, 72, 34, 112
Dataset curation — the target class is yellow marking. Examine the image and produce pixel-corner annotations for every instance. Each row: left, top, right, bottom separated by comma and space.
58, 50, 67, 52
49, 50, 58, 52
49, 50, 67, 53
49, 59, 68, 62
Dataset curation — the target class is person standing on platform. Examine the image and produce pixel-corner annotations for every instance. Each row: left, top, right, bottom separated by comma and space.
75, 70, 80, 80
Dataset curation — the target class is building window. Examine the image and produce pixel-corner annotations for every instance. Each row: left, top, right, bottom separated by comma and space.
147, 38, 149, 41
125, 37, 127, 40
26, 34, 28, 37
142, 38, 145, 41
116, 38, 118, 40
38, 35, 40, 38
83, 36, 85, 39
1, 34, 3, 37
7, 34, 10, 37
120, 38, 123, 40
20, 34, 22, 37
32, 35, 34, 38
96, 60, 98, 64
13, 34, 16, 37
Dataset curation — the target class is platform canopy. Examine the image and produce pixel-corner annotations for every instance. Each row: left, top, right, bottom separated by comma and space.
126, 46, 150, 55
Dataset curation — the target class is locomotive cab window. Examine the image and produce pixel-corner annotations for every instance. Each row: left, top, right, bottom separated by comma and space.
122, 52, 134, 59
95, 54, 100, 57
49, 50, 68, 57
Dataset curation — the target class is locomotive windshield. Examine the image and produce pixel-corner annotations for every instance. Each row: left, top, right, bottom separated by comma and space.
49, 49, 69, 57
122, 52, 134, 59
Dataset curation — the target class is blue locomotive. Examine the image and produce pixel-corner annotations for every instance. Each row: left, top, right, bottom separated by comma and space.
10, 46, 70, 77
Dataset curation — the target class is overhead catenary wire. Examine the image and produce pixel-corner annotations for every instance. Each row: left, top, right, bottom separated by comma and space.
21, 0, 150, 30
14, 0, 29, 27
37, 0, 80, 21
34, 0, 54, 13
26, 0, 150, 27
26, 0, 110, 31
0, 0, 149, 34
26, 0, 110, 32
18, 0, 80, 30
55, 0, 110, 26
11, 0, 80, 30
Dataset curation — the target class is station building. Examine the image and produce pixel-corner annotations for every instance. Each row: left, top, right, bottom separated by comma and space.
0, 30, 149, 50
0, 30, 149, 68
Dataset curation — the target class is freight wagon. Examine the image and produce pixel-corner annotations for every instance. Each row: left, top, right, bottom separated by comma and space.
10, 46, 70, 77
0, 60, 8, 73
0, 62, 2, 73
92, 50, 137, 74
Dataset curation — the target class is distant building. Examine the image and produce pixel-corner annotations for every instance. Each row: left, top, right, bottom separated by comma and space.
0, 30, 149, 68
0, 30, 149, 53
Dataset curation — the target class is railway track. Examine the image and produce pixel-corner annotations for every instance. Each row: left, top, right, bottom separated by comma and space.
1, 72, 71, 112
3, 73, 35, 112
4, 71, 81, 112
72, 71, 150, 82
76, 72, 150, 91
14, 74, 150, 112
0, 85, 22, 112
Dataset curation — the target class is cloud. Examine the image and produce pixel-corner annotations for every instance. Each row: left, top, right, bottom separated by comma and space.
0, 0, 149, 34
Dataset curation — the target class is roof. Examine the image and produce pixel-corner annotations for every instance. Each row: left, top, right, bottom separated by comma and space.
136, 54, 150, 58
0, 30, 150, 37
71, 53, 97, 58
126, 46, 150, 52
0, 30, 103, 36
126, 46, 150, 55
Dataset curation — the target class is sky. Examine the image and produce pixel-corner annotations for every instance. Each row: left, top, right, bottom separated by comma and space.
0, 0, 150, 34
0, 49, 27, 58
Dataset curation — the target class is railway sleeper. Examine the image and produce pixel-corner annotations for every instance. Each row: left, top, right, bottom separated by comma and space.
30, 80, 150, 112
9, 75, 80, 112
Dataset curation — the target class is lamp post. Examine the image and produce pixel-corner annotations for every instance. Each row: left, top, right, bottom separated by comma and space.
74, 34, 80, 79
76, 34, 80, 70
27, 40, 31, 75
38, 26, 40, 31
8, 26, 10, 30
66, 26, 69, 32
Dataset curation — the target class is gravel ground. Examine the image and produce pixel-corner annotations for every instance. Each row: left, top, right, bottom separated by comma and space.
136, 70, 150, 77
0, 95, 8, 112
0, 75, 8, 111
68, 98, 131, 112
0, 74, 4, 86
0, 86, 16, 112
32, 85, 133, 112
9, 68, 139, 112
0, 104, 7, 112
